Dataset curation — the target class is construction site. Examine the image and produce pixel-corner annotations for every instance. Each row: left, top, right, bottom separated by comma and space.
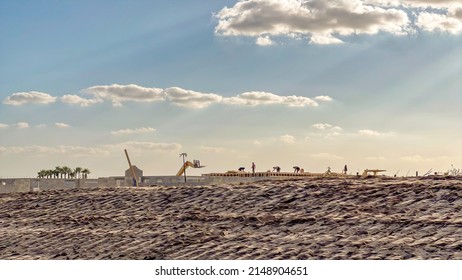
3, 149, 458, 194
1, 149, 461, 260
121, 149, 391, 188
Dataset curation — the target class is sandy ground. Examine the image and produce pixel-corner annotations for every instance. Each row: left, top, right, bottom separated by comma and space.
0, 176, 461, 260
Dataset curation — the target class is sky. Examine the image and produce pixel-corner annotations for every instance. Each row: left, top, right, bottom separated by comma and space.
1, 0, 461, 178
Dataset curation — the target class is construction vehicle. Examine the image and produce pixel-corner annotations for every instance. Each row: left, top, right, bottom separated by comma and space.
176, 160, 205, 176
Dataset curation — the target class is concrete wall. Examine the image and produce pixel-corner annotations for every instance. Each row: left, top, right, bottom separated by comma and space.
0, 179, 30, 194
0, 178, 99, 194
0, 174, 294, 193
135, 175, 276, 186
139, 176, 211, 186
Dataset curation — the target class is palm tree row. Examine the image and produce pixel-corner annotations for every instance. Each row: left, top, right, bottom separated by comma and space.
37, 166, 91, 179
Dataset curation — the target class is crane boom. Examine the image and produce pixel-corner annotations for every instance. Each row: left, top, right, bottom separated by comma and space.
124, 149, 138, 187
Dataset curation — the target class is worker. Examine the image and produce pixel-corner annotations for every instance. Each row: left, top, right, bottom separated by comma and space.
251, 162, 256, 174
272, 166, 281, 172
293, 166, 300, 173
343, 165, 348, 174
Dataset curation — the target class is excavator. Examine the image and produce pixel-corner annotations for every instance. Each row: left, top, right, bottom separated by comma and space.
176, 159, 205, 176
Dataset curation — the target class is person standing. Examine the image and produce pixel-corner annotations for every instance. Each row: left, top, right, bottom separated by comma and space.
251, 162, 256, 174
343, 165, 348, 174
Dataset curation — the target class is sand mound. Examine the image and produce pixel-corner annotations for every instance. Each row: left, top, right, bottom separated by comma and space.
0, 177, 461, 259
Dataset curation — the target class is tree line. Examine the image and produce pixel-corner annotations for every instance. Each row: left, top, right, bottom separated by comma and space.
37, 166, 91, 179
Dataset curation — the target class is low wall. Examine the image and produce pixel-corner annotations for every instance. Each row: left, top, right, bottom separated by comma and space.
0, 178, 99, 194
0, 174, 327, 193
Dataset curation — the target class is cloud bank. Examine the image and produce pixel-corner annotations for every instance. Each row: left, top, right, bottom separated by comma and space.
214, 0, 462, 45
4, 84, 332, 109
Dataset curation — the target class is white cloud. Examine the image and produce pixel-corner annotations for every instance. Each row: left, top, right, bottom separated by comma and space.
3, 91, 57, 106
311, 153, 344, 160
358, 129, 394, 136
36, 124, 47, 128
0, 123, 9, 129
200, 145, 227, 153
417, 10, 462, 34
223, 91, 319, 107
312, 123, 333, 130
358, 129, 381, 136
55, 122, 71, 128
310, 34, 344, 45
215, 0, 462, 44
60, 94, 102, 107
256, 36, 275, 46
368, 0, 462, 9
314, 95, 333, 102
215, 0, 410, 45
164, 87, 223, 109
111, 127, 156, 135
368, 1, 462, 33
253, 140, 262, 145
15, 84, 331, 109
311, 123, 343, 139
84, 84, 165, 107
279, 134, 296, 144
16, 122, 29, 129
223, 91, 283, 106
282, 95, 319, 107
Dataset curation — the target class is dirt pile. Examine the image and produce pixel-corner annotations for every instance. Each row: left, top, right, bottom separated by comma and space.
0, 177, 461, 259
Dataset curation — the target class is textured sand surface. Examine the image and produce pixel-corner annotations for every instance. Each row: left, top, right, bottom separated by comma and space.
0, 177, 461, 259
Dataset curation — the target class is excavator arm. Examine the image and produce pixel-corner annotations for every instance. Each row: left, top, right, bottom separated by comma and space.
176, 160, 204, 176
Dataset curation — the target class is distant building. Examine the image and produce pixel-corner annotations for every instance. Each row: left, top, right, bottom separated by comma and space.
125, 166, 143, 184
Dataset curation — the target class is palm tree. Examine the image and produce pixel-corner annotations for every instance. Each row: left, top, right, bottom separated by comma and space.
54, 166, 63, 178
81, 168, 90, 179
45, 169, 53, 178
74, 167, 82, 179
37, 170, 47, 178
62, 166, 72, 179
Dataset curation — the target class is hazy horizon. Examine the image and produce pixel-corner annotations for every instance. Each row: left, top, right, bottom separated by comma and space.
1, 0, 461, 178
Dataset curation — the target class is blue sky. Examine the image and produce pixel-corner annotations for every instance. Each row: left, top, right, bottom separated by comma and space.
1, 0, 461, 177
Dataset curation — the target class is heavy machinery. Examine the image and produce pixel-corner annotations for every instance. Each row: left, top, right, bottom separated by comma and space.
176, 160, 205, 176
